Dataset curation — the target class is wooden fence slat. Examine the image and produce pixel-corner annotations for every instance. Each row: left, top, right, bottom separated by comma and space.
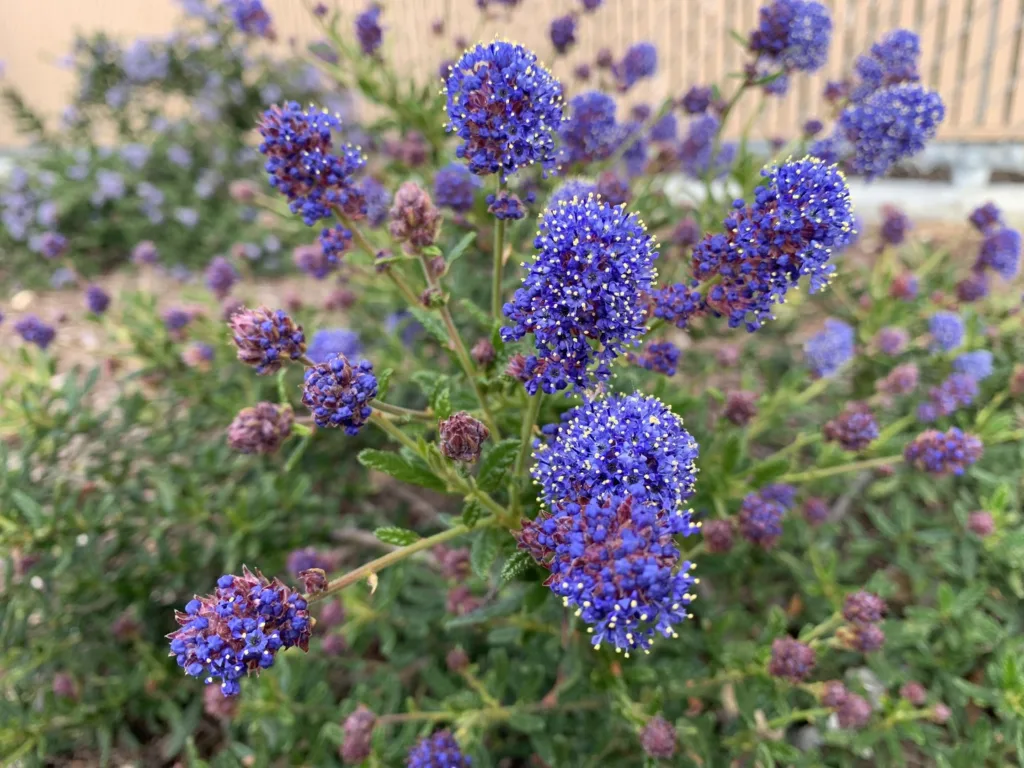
984, 0, 1023, 128
958, 0, 996, 126
1009, 0, 1024, 128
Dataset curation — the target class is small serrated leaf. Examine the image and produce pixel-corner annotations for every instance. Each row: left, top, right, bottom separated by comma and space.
750, 457, 791, 486
500, 550, 534, 583
446, 232, 477, 265
477, 439, 520, 492
457, 298, 491, 329
471, 528, 505, 580
462, 499, 485, 528
374, 526, 422, 546
432, 387, 453, 420
376, 368, 394, 399
407, 307, 450, 346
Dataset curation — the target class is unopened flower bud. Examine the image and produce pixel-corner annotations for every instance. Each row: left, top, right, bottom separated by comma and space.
446, 647, 469, 672
702, 519, 734, 553
420, 287, 446, 308
639, 715, 677, 759
227, 403, 294, 455
439, 412, 490, 462
967, 510, 995, 537
931, 703, 952, 724
340, 705, 377, 764
472, 338, 496, 367
299, 568, 328, 595
388, 182, 441, 249
724, 390, 758, 426
900, 681, 927, 707
52, 672, 79, 701
205, 683, 239, 720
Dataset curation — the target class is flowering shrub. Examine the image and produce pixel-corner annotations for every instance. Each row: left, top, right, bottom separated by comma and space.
3, 1, 1024, 765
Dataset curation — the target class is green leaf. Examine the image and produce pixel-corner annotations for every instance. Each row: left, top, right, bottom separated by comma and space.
462, 499, 485, 528
374, 526, 421, 546
10, 491, 43, 527
457, 298, 491, 329
432, 386, 453, 421
471, 527, 505, 580
477, 439, 520, 492
750, 457, 790, 486
500, 550, 534, 583
407, 306, 450, 346
446, 231, 476, 266
376, 367, 394, 400
721, 433, 743, 474
358, 449, 447, 492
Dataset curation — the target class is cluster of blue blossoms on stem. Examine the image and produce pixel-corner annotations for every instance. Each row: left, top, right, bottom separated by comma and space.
407, 730, 471, 767
749, 0, 831, 74
805, 318, 855, 378
628, 341, 680, 377
738, 491, 786, 549
666, 158, 854, 332
444, 41, 564, 177
904, 428, 983, 476
225, 0, 274, 38
517, 493, 698, 654
257, 102, 366, 225
918, 373, 978, 423
434, 163, 482, 213
501, 194, 657, 394
559, 91, 621, 165
533, 393, 699, 512
929, 311, 964, 352
302, 354, 378, 434
168, 568, 311, 697
612, 42, 657, 91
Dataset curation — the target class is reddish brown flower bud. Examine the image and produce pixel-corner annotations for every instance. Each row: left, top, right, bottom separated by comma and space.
472, 338, 496, 367
724, 390, 758, 426
388, 182, 441, 249
229, 306, 306, 375
446, 585, 481, 615
931, 703, 952, 724
52, 672, 79, 700
702, 519, 734, 553
204, 683, 239, 720
900, 681, 927, 707
420, 287, 445, 308
340, 705, 377, 764
446, 647, 469, 672
505, 353, 529, 380
439, 411, 490, 462
324, 287, 357, 311
228, 179, 259, 203
967, 510, 995, 537
639, 715, 677, 759
1010, 365, 1024, 397
299, 568, 328, 595
434, 545, 471, 580
321, 633, 348, 656
227, 402, 294, 455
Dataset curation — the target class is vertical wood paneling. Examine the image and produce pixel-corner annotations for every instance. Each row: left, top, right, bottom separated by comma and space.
0, 0, 1021, 148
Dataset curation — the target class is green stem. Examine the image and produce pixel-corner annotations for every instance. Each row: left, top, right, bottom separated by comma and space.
509, 393, 543, 514
492, 176, 507, 322
793, 375, 834, 406
338, 210, 421, 307
749, 432, 822, 470
370, 410, 422, 454
799, 612, 842, 644
308, 522, 481, 602
779, 455, 903, 484
767, 707, 833, 730
371, 400, 434, 421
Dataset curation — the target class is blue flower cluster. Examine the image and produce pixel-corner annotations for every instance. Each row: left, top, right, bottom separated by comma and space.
651, 283, 703, 329
548, 179, 596, 207
550, 14, 577, 53
680, 85, 713, 115
517, 493, 698, 654
929, 311, 964, 352
486, 190, 527, 220
359, 177, 391, 227
953, 350, 994, 382
850, 29, 921, 101
406, 730, 472, 767
760, 483, 798, 510
302, 354, 378, 433
823, 402, 879, 451
595, 171, 630, 205
15, 314, 56, 349
804, 318, 855, 378
678, 115, 730, 179
225, 0, 274, 38
532, 393, 699, 511
434, 163, 482, 213
501, 195, 658, 393
737, 491, 786, 549
649, 113, 677, 143
977, 227, 1021, 280
684, 158, 854, 332
306, 328, 362, 365
257, 102, 366, 225
205, 256, 238, 300
444, 41, 564, 177
318, 225, 353, 272
613, 42, 657, 91
749, 0, 832, 73
904, 428, 983, 476
628, 341, 680, 377
85, 284, 111, 315
168, 568, 311, 697
559, 91, 621, 165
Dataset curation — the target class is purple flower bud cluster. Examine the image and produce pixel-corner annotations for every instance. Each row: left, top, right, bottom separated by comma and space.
501, 195, 657, 393
302, 354, 378, 434
132, 240, 159, 265
230, 307, 306, 375
928, 311, 964, 352
956, 271, 989, 303
612, 42, 657, 91
843, 590, 886, 624
804, 318, 855, 378
167, 567, 311, 697
486, 190, 527, 220
760, 482, 798, 509
651, 282, 703, 329
434, 163, 481, 212
406, 730, 471, 768
559, 91, 622, 165
444, 41, 564, 177
724, 390, 759, 426
85, 284, 111, 315
439, 411, 490, 462
969, 202, 1002, 233
768, 636, 816, 681
876, 326, 909, 356
749, 0, 832, 73
821, 681, 873, 728
737, 491, 786, 549
39, 231, 68, 259
679, 115, 733, 180
205, 256, 238, 300
341, 706, 376, 764
880, 204, 911, 246
550, 14, 577, 53
904, 427, 983, 476
357, 177, 391, 227
306, 328, 361, 365
549, 179, 596, 207
877, 363, 919, 396
227, 402, 294, 455
670, 217, 701, 248
917, 373, 979, 422
595, 171, 630, 205
628, 341, 680, 377
803, 497, 829, 525
354, 4, 383, 56
533, 393, 700, 512
702, 519, 735, 552
889, 272, 918, 301
823, 402, 878, 451
680, 85, 713, 114
639, 716, 677, 758
389, 182, 442, 249
517, 493, 698, 653
976, 226, 1021, 280
257, 102, 366, 226
14, 314, 57, 349
686, 158, 855, 332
